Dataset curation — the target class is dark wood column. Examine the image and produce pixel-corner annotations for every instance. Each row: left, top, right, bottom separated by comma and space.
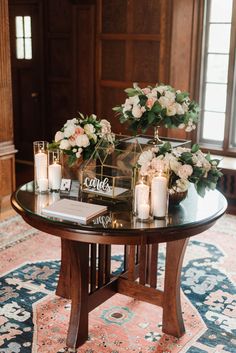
0, 0, 16, 212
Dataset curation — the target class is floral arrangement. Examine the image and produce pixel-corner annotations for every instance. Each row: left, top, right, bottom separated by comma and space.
137, 142, 223, 197
51, 113, 115, 166
113, 83, 199, 134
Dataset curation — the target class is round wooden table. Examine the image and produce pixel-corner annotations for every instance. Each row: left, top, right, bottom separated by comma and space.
11, 182, 227, 350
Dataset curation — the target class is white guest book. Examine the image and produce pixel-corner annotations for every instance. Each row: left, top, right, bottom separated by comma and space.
42, 199, 107, 224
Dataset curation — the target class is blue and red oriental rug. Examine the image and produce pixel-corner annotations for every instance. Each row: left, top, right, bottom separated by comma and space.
0, 214, 236, 353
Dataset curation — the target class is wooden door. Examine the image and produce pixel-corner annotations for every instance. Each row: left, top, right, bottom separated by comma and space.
9, 1, 44, 162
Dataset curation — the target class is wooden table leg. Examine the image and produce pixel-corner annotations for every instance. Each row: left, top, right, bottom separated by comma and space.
162, 238, 189, 337
56, 238, 71, 299
66, 240, 89, 349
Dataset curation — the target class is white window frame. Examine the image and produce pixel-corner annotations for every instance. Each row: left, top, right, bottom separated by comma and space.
198, 0, 236, 156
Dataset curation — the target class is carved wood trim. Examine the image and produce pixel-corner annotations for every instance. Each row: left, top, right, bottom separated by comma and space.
0, 141, 17, 157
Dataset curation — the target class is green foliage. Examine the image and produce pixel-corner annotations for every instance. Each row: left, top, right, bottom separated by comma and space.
113, 83, 200, 135
148, 143, 223, 197
191, 144, 199, 153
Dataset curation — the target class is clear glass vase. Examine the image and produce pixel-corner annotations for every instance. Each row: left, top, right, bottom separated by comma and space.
148, 125, 163, 145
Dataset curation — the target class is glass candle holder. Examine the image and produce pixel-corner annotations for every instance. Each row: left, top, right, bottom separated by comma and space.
151, 170, 169, 219
48, 149, 62, 192
133, 175, 150, 221
33, 141, 49, 193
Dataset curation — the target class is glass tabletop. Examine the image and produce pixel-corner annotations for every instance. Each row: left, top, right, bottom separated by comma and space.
12, 181, 227, 233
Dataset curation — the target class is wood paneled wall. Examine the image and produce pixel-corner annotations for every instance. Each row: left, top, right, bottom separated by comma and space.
0, 0, 16, 212
44, 0, 95, 137
95, 0, 172, 134
4, 0, 204, 205
8, 0, 204, 160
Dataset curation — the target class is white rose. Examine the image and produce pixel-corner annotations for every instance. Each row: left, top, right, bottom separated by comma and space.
84, 123, 95, 136
158, 96, 172, 108
55, 131, 64, 142
178, 123, 186, 129
177, 164, 193, 179
142, 87, 151, 95
173, 147, 190, 157
202, 161, 211, 172
140, 163, 150, 176
170, 159, 182, 174
132, 105, 143, 118
59, 139, 71, 150
175, 178, 189, 192
150, 87, 158, 97
174, 103, 184, 115
75, 134, 90, 148
164, 90, 176, 103
151, 158, 166, 172
138, 150, 153, 166
64, 124, 76, 138
185, 126, 193, 132
100, 119, 112, 135
156, 85, 168, 94
151, 146, 159, 153
163, 153, 174, 163
123, 98, 132, 112
166, 105, 177, 116
129, 95, 140, 105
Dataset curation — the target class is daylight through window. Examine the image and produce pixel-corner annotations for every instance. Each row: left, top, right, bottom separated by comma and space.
199, 0, 236, 154
15, 16, 32, 60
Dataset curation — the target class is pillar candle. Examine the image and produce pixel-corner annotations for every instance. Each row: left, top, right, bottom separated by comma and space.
35, 151, 47, 182
134, 182, 150, 216
139, 203, 150, 220
48, 162, 62, 191
37, 178, 48, 192
151, 175, 168, 218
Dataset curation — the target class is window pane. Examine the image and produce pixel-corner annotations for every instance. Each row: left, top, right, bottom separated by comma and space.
202, 112, 225, 141
24, 16, 31, 37
208, 24, 231, 53
16, 38, 24, 59
206, 54, 229, 83
210, 0, 233, 22
204, 83, 227, 112
15, 16, 23, 38
230, 88, 236, 147
24, 38, 32, 59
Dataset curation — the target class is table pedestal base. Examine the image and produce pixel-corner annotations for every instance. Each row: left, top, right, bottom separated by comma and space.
57, 237, 189, 349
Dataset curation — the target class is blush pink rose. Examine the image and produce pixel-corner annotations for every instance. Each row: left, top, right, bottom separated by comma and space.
146, 97, 157, 109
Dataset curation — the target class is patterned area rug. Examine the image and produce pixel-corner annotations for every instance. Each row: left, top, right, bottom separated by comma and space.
0, 214, 236, 353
